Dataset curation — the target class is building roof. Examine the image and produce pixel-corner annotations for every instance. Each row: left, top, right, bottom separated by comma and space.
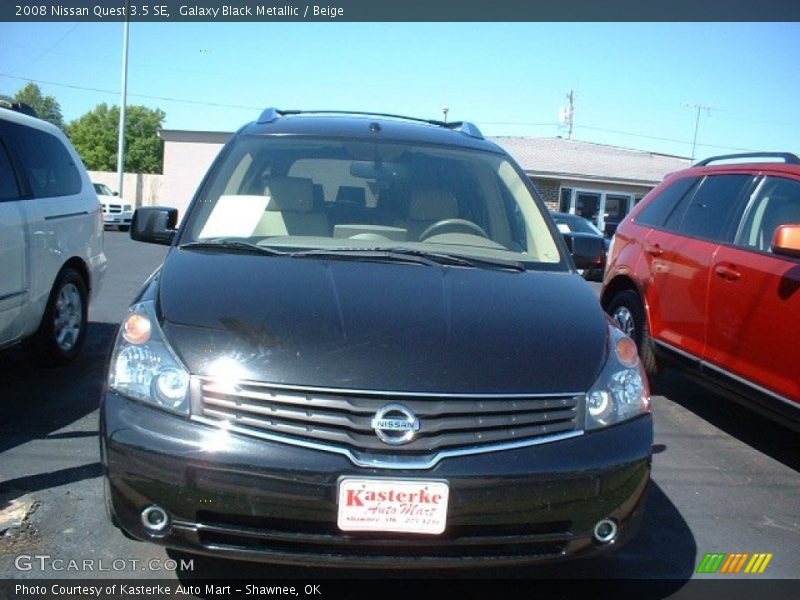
492, 137, 691, 186
158, 129, 233, 144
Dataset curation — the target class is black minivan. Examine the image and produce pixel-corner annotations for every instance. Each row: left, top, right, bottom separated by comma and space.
101, 109, 652, 567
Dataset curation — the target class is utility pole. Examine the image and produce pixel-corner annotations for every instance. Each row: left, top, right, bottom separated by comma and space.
566, 90, 574, 139
116, 9, 130, 199
442, 105, 449, 123
685, 103, 712, 161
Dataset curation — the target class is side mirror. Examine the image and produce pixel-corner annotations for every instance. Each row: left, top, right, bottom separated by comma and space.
562, 232, 606, 270
112, 191, 119, 196
130, 206, 178, 246
772, 224, 800, 259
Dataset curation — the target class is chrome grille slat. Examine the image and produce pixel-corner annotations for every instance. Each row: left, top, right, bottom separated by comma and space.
202, 381, 577, 416
204, 394, 577, 436
203, 395, 373, 431
196, 378, 583, 458
203, 383, 376, 414
204, 407, 576, 451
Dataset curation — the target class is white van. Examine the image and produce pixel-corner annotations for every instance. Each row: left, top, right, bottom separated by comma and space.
0, 107, 106, 364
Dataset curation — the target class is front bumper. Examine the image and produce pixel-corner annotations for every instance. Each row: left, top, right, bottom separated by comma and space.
101, 391, 652, 568
103, 213, 133, 226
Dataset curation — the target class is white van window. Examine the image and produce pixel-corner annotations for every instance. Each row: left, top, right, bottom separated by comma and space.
2, 122, 81, 198
0, 139, 21, 201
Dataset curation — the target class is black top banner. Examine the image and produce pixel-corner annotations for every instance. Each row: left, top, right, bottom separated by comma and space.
3, 0, 800, 22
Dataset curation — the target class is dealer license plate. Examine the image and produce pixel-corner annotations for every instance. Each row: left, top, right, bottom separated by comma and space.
337, 478, 449, 535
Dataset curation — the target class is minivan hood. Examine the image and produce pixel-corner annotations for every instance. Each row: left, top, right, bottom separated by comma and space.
158, 248, 608, 394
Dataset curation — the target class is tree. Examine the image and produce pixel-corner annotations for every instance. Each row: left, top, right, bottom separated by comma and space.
67, 103, 165, 173
14, 82, 65, 129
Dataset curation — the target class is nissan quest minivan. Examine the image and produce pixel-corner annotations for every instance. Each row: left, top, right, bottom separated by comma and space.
101, 109, 652, 567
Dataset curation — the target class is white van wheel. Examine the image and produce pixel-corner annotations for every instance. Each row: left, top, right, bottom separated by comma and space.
27, 268, 88, 365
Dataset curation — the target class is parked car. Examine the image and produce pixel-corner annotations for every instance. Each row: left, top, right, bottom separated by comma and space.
101, 108, 651, 567
602, 152, 800, 430
552, 211, 609, 281
94, 182, 133, 231
0, 106, 106, 364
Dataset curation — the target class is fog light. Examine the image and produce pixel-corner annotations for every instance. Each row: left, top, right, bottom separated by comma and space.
593, 518, 618, 544
141, 505, 170, 533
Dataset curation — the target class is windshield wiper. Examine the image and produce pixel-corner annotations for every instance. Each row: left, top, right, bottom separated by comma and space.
386, 247, 526, 272
289, 248, 447, 267
180, 240, 290, 256
180, 242, 526, 271
292, 248, 526, 272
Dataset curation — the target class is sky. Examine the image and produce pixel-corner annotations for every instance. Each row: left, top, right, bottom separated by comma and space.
1, 22, 799, 160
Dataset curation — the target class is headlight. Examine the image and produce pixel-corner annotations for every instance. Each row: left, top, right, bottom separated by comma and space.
585, 323, 650, 430
109, 300, 190, 415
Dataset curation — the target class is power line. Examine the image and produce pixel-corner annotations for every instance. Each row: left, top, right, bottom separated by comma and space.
5, 40, 221, 77
0, 73, 771, 154
574, 124, 758, 153
0, 73, 261, 111
479, 121, 555, 127
7, 24, 80, 75
487, 120, 757, 153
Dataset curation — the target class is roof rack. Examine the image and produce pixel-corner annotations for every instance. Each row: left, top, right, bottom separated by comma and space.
256, 108, 484, 139
694, 152, 800, 166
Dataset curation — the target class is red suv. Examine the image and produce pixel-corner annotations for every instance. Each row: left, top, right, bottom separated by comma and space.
601, 152, 800, 430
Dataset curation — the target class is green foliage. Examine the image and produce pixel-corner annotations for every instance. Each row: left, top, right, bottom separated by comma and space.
14, 82, 65, 129
67, 103, 165, 173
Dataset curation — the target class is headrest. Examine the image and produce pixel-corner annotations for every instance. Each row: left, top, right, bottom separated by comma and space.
409, 189, 458, 221
312, 184, 325, 206
335, 186, 367, 205
265, 177, 314, 212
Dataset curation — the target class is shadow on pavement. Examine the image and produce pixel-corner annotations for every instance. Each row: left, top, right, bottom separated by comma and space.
1, 463, 102, 497
0, 322, 117, 511
0, 321, 117, 455
655, 369, 800, 473
167, 481, 694, 593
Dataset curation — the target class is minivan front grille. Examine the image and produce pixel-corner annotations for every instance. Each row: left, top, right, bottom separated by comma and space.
193, 378, 583, 462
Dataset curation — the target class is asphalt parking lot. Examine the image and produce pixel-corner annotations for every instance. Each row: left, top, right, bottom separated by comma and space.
1, 231, 799, 587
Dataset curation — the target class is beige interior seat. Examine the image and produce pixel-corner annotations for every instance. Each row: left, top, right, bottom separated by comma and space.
406, 188, 459, 241
253, 176, 329, 237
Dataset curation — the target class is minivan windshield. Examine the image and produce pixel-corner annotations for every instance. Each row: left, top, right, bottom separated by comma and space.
182, 135, 563, 268
94, 183, 113, 196
553, 213, 605, 236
